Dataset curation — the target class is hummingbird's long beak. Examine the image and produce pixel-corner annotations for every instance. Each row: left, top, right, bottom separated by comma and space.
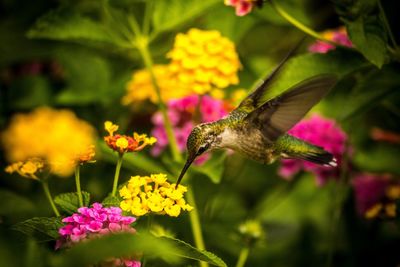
176, 154, 196, 188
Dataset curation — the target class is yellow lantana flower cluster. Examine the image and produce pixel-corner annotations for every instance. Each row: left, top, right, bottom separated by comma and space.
122, 65, 190, 105
119, 174, 193, 217
5, 158, 45, 180
123, 28, 241, 105
1, 107, 96, 177
167, 28, 241, 94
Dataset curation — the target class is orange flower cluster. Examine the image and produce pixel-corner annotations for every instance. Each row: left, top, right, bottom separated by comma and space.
104, 121, 157, 154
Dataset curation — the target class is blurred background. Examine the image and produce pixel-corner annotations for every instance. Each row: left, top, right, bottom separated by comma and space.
1, 0, 400, 266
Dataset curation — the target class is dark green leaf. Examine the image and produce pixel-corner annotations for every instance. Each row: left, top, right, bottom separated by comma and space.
0, 189, 35, 216
192, 151, 227, 184
27, 6, 112, 44
160, 236, 227, 267
152, 0, 219, 34
334, 0, 389, 68
12, 217, 63, 242
102, 195, 122, 207
354, 143, 400, 175
341, 65, 400, 120
259, 48, 367, 102
54, 192, 90, 214
49, 232, 181, 267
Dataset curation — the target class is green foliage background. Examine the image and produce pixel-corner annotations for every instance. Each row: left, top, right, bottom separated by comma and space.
0, 0, 400, 266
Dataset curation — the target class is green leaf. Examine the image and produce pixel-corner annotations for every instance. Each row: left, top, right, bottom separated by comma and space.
204, 3, 256, 42
0, 189, 36, 216
54, 192, 90, 214
192, 151, 227, 184
98, 142, 170, 175
341, 65, 400, 120
102, 195, 122, 207
161, 236, 227, 267
334, 0, 389, 68
27, 6, 112, 45
12, 217, 63, 242
49, 232, 182, 267
152, 0, 219, 34
259, 48, 367, 102
354, 143, 400, 175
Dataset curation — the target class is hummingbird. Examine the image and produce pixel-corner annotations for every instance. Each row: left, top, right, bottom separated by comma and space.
176, 47, 338, 186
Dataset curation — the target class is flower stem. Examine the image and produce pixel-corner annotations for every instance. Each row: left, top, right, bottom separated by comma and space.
235, 246, 250, 267
186, 186, 208, 267
377, 0, 398, 48
136, 40, 182, 163
128, 14, 182, 163
75, 165, 84, 207
41, 180, 60, 217
111, 153, 124, 197
269, 0, 341, 46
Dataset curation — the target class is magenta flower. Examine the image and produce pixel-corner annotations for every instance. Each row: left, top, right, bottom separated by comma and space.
224, 0, 254, 16
57, 203, 140, 267
151, 94, 230, 164
278, 114, 348, 186
308, 26, 353, 53
352, 173, 400, 219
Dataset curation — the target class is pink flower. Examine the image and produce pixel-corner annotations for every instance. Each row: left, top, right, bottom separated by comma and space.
278, 114, 348, 186
151, 94, 230, 164
308, 27, 353, 53
57, 203, 139, 267
352, 173, 400, 219
224, 0, 255, 16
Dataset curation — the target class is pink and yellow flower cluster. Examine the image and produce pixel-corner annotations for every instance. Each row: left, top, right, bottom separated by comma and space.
119, 174, 193, 217
58, 203, 140, 266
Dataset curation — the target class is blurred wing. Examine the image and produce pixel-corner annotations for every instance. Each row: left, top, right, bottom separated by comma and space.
245, 74, 337, 141
236, 40, 304, 113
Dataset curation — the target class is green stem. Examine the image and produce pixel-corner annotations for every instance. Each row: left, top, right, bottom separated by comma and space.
235, 246, 250, 267
111, 153, 124, 197
75, 165, 84, 207
142, 0, 153, 36
41, 180, 60, 217
136, 39, 182, 163
377, 0, 398, 48
187, 186, 208, 267
270, 0, 342, 46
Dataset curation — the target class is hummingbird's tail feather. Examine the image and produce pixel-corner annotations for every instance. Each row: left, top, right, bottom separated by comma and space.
278, 135, 337, 167
283, 149, 337, 167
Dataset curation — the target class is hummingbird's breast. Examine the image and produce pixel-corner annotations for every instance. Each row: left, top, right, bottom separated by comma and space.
216, 125, 274, 163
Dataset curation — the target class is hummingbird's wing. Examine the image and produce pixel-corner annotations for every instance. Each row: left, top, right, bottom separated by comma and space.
236, 41, 303, 113
245, 74, 337, 141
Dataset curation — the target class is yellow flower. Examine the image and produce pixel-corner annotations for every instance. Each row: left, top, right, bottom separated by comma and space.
5, 158, 45, 180
386, 185, 400, 200
104, 121, 119, 136
119, 173, 193, 217
167, 28, 241, 94
365, 203, 383, 219
122, 65, 192, 105
2, 107, 96, 177
385, 203, 396, 218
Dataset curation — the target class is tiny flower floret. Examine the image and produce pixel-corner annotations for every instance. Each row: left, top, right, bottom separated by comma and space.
104, 121, 157, 154
5, 158, 45, 180
119, 174, 193, 217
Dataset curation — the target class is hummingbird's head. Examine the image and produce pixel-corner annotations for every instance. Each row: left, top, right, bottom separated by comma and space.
176, 123, 216, 186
